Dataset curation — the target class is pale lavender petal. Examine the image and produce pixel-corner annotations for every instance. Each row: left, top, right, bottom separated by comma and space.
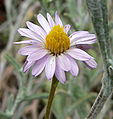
27, 49, 48, 61
18, 28, 42, 42
84, 58, 97, 69
37, 13, 51, 34
69, 31, 89, 40
23, 61, 35, 73
32, 55, 49, 76
18, 45, 42, 56
63, 24, 71, 33
66, 48, 93, 61
75, 38, 96, 45
55, 11, 63, 26
55, 60, 66, 84
76, 44, 93, 50
47, 13, 55, 28
45, 55, 56, 80
26, 21, 47, 40
70, 34, 96, 46
57, 54, 71, 71
67, 55, 79, 76
14, 40, 40, 45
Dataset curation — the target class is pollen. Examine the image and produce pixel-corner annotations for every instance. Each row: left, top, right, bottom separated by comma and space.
45, 25, 70, 55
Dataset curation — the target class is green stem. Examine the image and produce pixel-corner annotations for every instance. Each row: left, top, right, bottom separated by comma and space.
45, 76, 59, 119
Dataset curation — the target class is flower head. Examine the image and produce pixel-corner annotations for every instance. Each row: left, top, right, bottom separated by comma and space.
14, 11, 97, 84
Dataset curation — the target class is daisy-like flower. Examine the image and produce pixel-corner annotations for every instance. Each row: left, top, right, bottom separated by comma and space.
14, 11, 97, 84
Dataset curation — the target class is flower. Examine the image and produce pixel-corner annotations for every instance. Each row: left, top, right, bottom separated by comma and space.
14, 11, 97, 84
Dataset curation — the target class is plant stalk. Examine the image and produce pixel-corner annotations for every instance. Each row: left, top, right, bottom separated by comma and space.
45, 76, 59, 119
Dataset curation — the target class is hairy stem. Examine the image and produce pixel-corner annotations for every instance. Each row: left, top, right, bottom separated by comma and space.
85, 0, 113, 119
45, 76, 59, 119
87, 87, 103, 118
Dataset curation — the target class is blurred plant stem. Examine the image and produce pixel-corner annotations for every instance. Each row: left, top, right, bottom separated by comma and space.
0, 0, 33, 79
45, 76, 59, 119
85, 0, 113, 119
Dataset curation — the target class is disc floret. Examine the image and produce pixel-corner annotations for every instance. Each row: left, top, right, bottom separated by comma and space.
46, 25, 70, 55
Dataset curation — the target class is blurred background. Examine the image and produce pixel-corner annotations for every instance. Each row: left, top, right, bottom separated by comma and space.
0, 0, 113, 119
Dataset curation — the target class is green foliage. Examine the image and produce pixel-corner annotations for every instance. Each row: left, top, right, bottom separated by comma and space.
67, 0, 78, 21
69, 81, 88, 119
1, 0, 113, 119
0, 112, 12, 119
5, 54, 24, 78
21, 93, 49, 102
6, 95, 14, 113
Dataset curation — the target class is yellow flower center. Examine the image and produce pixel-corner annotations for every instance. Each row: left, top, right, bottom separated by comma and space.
45, 25, 70, 55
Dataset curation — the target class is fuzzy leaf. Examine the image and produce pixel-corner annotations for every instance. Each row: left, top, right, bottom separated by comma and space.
6, 95, 14, 113
0, 112, 12, 119
5, 54, 24, 78
21, 93, 49, 102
